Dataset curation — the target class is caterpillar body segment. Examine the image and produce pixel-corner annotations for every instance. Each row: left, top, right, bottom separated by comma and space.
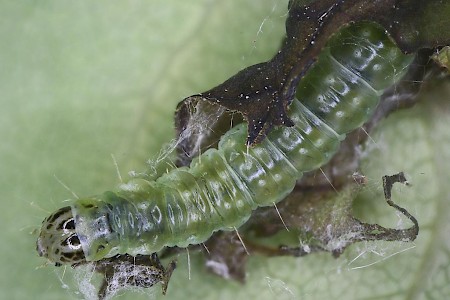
37, 23, 414, 265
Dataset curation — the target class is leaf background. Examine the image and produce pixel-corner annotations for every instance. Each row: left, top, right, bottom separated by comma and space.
1, 1, 449, 299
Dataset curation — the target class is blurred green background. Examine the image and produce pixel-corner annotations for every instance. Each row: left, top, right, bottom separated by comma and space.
1, 1, 450, 299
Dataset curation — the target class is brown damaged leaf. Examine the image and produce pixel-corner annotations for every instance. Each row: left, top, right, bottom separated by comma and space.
245, 173, 418, 256
73, 253, 176, 299
168, 59, 444, 282
166, 0, 450, 283
197, 171, 419, 282
175, 0, 450, 146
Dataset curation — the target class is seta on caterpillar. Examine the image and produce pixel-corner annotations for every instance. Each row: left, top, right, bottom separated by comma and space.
36, 22, 413, 269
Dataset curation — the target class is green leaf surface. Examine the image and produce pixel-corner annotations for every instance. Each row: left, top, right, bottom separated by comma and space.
1, 1, 449, 300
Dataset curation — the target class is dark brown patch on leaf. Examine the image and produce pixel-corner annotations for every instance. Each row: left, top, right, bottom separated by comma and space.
175, 0, 450, 145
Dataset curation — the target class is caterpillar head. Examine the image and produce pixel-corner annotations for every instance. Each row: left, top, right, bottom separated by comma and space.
36, 206, 85, 266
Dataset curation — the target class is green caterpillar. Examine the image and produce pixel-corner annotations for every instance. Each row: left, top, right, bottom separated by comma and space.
37, 22, 413, 266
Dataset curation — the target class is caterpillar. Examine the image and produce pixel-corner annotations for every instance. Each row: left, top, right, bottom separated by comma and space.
36, 22, 414, 266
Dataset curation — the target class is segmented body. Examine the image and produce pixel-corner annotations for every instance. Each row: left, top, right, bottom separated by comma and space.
37, 23, 413, 264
